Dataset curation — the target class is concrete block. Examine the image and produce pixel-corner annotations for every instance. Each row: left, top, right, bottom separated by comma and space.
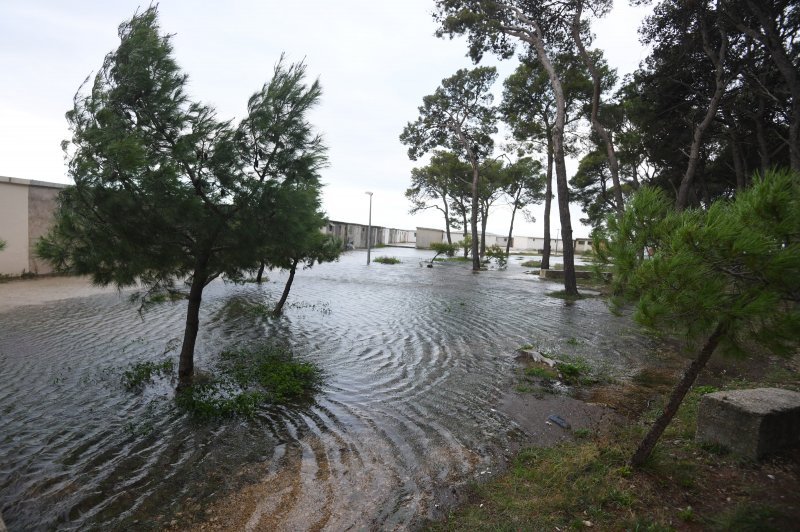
696, 388, 800, 460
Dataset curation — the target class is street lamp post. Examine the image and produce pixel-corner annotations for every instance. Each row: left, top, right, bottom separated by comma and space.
365, 191, 373, 265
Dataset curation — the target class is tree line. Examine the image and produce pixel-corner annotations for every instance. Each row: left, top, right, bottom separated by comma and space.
402, 0, 797, 297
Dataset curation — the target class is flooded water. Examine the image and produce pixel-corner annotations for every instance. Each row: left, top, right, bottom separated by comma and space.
0, 248, 659, 530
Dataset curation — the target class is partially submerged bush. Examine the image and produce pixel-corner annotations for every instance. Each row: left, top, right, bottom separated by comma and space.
122, 359, 175, 389
177, 344, 322, 419
373, 256, 401, 264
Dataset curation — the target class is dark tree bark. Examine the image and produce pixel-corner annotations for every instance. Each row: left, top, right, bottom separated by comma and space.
572, 1, 624, 218
480, 201, 489, 259
470, 164, 481, 270
677, 25, 728, 210
541, 136, 553, 270
255, 260, 266, 283
273, 258, 299, 316
522, 18, 578, 294
178, 258, 209, 389
631, 322, 725, 467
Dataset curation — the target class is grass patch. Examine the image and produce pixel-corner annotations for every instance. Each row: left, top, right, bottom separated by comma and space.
122, 359, 175, 389
177, 344, 321, 420
373, 256, 401, 264
429, 379, 798, 531
433, 256, 471, 262
520, 259, 541, 268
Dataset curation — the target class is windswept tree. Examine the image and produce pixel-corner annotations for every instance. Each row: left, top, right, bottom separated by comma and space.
476, 158, 507, 258
36, 7, 327, 389
435, 0, 585, 294
570, 0, 625, 217
406, 150, 470, 244
598, 169, 800, 467
400, 66, 498, 271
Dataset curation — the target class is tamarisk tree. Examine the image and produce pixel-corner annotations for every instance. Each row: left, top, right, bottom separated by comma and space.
37, 7, 327, 389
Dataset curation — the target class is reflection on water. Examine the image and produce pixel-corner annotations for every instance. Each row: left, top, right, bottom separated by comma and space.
0, 248, 657, 530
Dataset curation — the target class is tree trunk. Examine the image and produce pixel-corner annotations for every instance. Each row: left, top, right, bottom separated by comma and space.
744, 0, 800, 171
541, 136, 553, 270
462, 210, 469, 258
273, 258, 299, 316
754, 96, 770, 176
631, 322, 726, 467
480, 203, 488, 259
470, 165, 481, 271
729, 129, 746, 191
506, 188, 521, 256
526, 22, 577, 294
572, 2, 624, 217
442, 196, 452, 245
178, 261, 209, 389
255, 260, 266, 283
676, 26, 727, 210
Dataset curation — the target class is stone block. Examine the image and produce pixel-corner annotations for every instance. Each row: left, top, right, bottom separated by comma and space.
696, 388, 800, 460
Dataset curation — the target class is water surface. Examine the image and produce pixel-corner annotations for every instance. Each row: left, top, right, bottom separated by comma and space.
0, 248, 658, 530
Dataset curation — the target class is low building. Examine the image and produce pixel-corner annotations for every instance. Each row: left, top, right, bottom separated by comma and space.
0, 177, 67, 276
324, 221, 415, 249
415, 227, 445, 249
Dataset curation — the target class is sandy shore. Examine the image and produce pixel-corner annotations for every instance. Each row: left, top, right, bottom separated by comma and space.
0, 276, 124, 313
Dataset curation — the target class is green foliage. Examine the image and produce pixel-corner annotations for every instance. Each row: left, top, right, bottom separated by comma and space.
430, 242, 458, 257
35, 7, 329, 383
459, 234, 472, 256
176, 344, 321, 419
520, 259, 541, 268
373, 256, 401, 264
122, 359, 175, 389
601, 170, 800, 358
485, 244, 507, 268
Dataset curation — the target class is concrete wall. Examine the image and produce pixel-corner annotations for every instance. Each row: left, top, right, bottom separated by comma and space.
415, 227, 445, 249
28, 184, 62, 274
324, 221, 415, 249
0, 177, 66, 276
0, 179, 29, 275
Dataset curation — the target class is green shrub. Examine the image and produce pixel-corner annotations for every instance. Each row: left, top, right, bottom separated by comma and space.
373, 256, 401, 264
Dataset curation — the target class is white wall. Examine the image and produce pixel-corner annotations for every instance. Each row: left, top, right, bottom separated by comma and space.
0, 178, 30, 275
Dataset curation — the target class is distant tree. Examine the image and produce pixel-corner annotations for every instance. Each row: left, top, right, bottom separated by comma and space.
477, 158, 507, 258
598, 169, 800, 467
255, 182, 340, 316
406, 151, 471, 245
0, 238, 5, 252
270, 233, 341, 316
435, 0, 583, 294
36, 8, 326, 389
429, 241, 459, 266
501, 54, 590, 269
503, 156, 545, 255
400, 66, 498, 271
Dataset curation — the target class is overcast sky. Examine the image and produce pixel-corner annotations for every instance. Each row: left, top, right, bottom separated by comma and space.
0, 1, 651, 238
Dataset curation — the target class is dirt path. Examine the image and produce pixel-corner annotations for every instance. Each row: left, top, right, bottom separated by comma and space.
0, 276, 123, 313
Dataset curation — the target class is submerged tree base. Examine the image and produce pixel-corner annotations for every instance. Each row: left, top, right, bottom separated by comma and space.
122, 344, 322, 420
